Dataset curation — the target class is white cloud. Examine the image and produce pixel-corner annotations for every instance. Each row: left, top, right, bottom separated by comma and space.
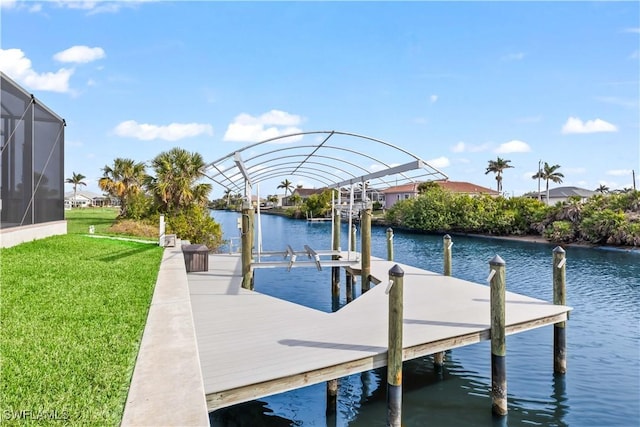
451, 141, 491, 153
223, 110, 304, 143
561, 116, 618, 134
502, 52, 525, 61
607, 169, 632, 176
451, 141, 465, 153
0, 0, 17, 9
495, 140, 531, 154
54, 45, 105, 63
427, 156, 450, 168
629, 50, 639, 60
0, 48, 74, 92
623, 28, 640, 33
413, 117, 428, 125
54, 0, 151, 14
113, 120, 213, 141
430, 94, 438, 103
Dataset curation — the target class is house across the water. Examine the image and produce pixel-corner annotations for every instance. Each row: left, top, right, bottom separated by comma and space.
383, 180, 499, 209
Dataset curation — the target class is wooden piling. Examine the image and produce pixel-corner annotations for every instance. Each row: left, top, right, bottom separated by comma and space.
332, 208, 341, 295
241, 202, 253, 290
489, 254, 507, 416
387, 264, 404, 427
553, 246, 567, 374
326, 378, 338, 415
443, 234, 452, 276
433, 234, 453, 367
386, 228, 394, 261
361, 205, 372, 292
350, 224, 357, 285
346, 273, 353, 303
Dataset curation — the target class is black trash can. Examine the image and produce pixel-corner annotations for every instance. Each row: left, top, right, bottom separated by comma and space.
182, 244, 209, 272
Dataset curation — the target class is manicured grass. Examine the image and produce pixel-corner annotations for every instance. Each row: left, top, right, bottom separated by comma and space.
65, 207, 120, 235
0, 233, 163, 425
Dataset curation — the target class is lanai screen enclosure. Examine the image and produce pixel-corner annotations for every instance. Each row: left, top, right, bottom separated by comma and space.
0, 72, 65, 232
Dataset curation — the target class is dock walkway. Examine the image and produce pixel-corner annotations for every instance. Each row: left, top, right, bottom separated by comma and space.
188, 253, 570, 412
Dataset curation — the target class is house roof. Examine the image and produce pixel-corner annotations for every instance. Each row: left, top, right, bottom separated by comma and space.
541, 186, 596, 198
382, 183, 419, 194
437, 180, 499, 195
64, 190, 105, 200
291, 188, 327, 197
382, 181, 499, 195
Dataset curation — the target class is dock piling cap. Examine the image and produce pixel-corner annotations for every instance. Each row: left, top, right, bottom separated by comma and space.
389, 264, 404, 277
553, 246, 566, 254
489, 254, 505, 266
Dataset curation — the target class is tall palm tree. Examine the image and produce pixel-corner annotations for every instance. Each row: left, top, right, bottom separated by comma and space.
99, 158, 147, 217
147, 147, 212, 214
65, 172, 86, 208
595, 184, 609, 194
532, 162, 564, 205
485, 157, 514, 193
277, 179, 293, 197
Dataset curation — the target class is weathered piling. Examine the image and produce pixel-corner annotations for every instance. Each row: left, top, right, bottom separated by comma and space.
326, 378, 338, 415
553, 246, 567, 374
350, 224, 357, 286
489, 255, 507, 416
387, 264, 404, 427
443, 234, 452, 276
346, 273, 353, 303
241, 202, 253, 290
386, 228, 394, 261
332, 208, 341, 295
433, 234, 453, 367
361, 204, 372, 292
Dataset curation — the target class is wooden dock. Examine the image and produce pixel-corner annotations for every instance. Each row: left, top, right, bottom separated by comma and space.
188, 253, 571, 413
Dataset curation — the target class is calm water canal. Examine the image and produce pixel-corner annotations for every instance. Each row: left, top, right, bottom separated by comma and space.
209, 210, 639, 427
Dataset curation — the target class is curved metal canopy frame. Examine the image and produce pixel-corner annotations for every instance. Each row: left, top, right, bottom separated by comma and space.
206, 130, 448, 198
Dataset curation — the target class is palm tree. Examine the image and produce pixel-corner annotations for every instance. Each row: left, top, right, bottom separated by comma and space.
65, 172, 87, 208
267, 194, 279, 207
595, 184, 609, 194
277, 179, 293, 197
485, 157, 514, 193
99, 158, 147, 217
532, 162, 564, 205
147, 147, 212, 214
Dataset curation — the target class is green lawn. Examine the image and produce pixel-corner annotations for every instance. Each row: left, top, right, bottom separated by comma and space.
0, 224, 163, 425
64, 207, 120, 235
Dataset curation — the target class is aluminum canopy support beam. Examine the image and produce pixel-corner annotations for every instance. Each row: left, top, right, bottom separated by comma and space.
331, 160, 427, 189
234, 152, 253, 199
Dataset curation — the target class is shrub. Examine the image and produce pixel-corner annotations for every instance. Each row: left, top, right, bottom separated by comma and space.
108, 219, 159, 238
579, 208, 626, 244
167, 205, 223, 249
544, 221, 576, 243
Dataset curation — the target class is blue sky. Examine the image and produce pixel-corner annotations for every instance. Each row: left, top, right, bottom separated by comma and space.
1, 0, 639, 198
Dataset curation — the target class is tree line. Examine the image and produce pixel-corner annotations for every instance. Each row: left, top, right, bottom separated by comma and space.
385, 185, 640, 247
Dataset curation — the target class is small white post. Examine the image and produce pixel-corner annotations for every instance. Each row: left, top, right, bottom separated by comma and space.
159, 215, 165, 246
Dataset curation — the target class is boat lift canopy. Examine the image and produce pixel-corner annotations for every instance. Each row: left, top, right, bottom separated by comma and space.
205, 131, 448, 268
